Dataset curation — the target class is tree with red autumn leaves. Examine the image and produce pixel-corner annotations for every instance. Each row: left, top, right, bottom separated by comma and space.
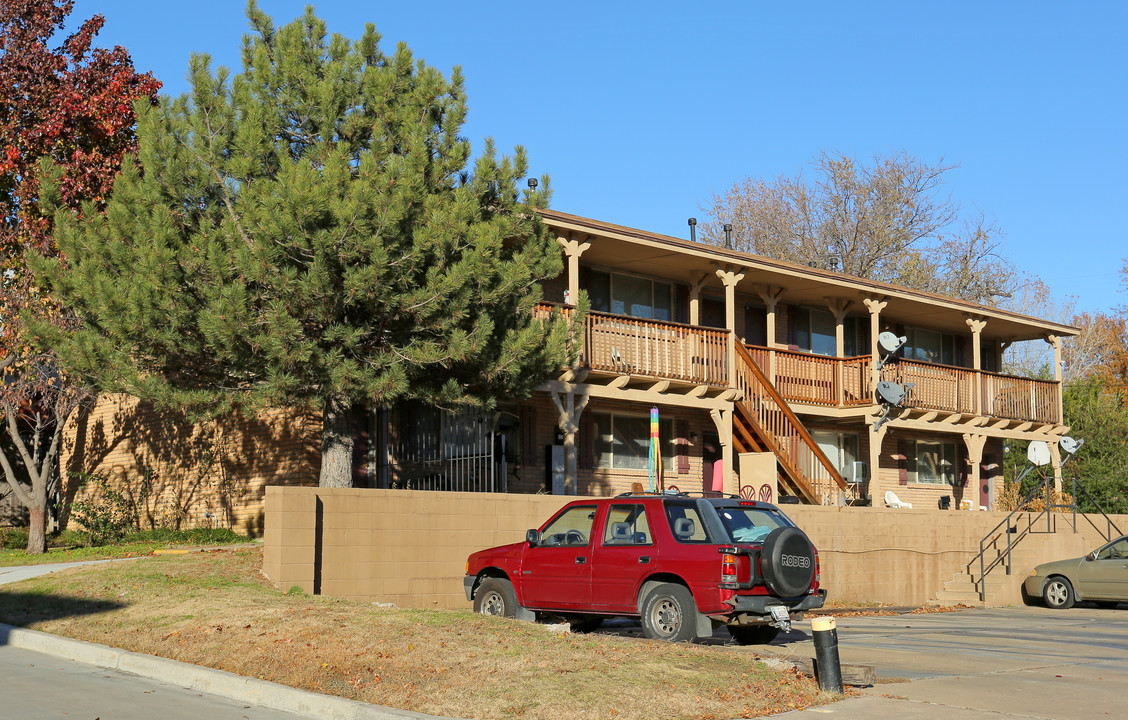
0, 0, 159, 553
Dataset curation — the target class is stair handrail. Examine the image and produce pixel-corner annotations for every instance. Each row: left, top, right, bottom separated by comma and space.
973, 472, 1124, 601
733, 342, 846, 503
1068, 476, 1124, 541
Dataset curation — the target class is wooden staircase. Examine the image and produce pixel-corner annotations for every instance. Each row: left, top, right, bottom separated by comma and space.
732, 344, 846, 504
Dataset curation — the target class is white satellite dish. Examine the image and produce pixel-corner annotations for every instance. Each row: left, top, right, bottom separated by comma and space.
875, 381, 907, 407
878, 332, 907, 355
1027, 441, 1052, 467
1059, 436, 1083, 455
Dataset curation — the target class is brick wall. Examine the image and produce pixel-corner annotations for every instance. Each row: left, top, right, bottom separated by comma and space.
62, 394, 320, 537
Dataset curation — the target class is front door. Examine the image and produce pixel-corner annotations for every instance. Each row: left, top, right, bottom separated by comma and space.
519, 504, 598, 609
590, 503, 657, 612
702, 433, 722, 494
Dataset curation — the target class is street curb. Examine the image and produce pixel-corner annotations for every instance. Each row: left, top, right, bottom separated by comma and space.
0, 623, 453, 720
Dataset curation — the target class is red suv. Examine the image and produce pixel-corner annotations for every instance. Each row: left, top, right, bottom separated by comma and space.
464, 493, 825, 643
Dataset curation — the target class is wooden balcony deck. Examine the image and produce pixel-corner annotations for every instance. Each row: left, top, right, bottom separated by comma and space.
533, 304, 1061, 424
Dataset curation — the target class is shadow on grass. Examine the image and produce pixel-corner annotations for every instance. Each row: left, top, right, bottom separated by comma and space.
0, 592, 125, 639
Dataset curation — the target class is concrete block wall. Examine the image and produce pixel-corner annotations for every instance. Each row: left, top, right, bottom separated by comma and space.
262, 487, 1128, 610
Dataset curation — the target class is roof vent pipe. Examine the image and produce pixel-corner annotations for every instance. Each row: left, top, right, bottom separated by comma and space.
688, 217, 697, 243
723, 223, 733, 250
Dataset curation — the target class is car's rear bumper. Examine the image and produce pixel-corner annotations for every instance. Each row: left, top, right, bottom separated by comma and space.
725, 588, 826, 615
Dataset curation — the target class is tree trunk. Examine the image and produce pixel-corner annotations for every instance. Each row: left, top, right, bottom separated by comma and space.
27, 505, 47, 554
319, 397, 355, 488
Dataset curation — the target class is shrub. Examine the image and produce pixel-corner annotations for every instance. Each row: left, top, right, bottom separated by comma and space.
0, 526, 29, 549
69, 473, 137, 546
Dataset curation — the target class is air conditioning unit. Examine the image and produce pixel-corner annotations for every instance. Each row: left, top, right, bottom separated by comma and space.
847, 461, 869, 484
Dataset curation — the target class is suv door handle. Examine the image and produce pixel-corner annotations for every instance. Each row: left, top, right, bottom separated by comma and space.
575, 557, 586, 564
638, 556, 651, 564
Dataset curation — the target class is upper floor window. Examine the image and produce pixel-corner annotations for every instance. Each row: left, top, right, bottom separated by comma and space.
589, 270, 673, 322
904, 327, 957, 365
791, 308, 865, 357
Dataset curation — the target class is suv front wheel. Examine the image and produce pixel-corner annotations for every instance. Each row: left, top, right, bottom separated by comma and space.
474, 578, 519, 617
640, 583, 697, 642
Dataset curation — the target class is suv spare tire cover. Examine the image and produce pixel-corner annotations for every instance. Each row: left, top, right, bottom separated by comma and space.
760, 526, 816, 598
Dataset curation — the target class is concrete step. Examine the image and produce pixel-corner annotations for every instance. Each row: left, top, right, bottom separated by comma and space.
930, 589, 989, 607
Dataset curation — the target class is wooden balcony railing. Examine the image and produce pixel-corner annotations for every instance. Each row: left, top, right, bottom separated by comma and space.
750, 345, 1061, 424
980, 371, 1059, 424
880, 359, 978, 415
581, 311, 729, 386
537, 304, 1061, 425
734, 344, 846, 504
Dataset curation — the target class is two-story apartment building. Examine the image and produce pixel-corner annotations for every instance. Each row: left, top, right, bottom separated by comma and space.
376, 209, 1077, 512
65, 209, 1078, 533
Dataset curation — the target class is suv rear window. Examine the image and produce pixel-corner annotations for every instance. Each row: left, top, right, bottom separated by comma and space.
714, 504, 790, 544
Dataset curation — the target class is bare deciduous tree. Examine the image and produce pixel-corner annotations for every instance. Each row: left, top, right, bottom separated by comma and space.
701, 151, 1016, 305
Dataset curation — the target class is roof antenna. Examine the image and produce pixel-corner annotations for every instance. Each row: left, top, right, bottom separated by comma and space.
723, 223, 733, 250
688, 217, 697, 243
527, 178, 538, 190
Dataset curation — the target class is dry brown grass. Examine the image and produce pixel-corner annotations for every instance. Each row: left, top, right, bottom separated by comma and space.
0, 547, 833, 719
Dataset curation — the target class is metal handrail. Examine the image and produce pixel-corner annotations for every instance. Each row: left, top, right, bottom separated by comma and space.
973, 473, 1123, 601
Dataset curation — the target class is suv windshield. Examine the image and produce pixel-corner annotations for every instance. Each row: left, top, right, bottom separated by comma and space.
714, 505, 789, 544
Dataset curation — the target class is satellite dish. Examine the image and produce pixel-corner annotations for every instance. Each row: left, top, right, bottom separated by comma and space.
875, 381, 906, 407
878, 332, 907, 355
1059, 436, 1082, 455
1027, 441, 1051, 467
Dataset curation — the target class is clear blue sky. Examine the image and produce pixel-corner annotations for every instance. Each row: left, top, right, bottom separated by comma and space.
75, 0, 1127, 314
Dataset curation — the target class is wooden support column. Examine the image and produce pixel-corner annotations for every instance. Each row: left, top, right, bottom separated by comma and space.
966, 316, 986, 415
962, 433, 987, 510
757, 285, 784, 383
863, 297, 888, 393
828, 299, 851, 406
551, 390, 590, 495
709, 407, 734, 494
1048, 440, 1063, 496
716, 267, 746, 387
867, 421, 888, 505
557, 235, 591, 306
1046, 334, 1063, 424
688, 272, 710, 326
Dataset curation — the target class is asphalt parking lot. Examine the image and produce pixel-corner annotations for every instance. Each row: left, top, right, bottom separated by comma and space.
761, 604, 1128, 719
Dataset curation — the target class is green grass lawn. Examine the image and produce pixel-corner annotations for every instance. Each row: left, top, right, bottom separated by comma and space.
0, 527, 252, 566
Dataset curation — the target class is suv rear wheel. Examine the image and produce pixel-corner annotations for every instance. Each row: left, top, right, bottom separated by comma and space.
474, 578, 519, 617
727, 624, 780, 645
640, 583, 697, 642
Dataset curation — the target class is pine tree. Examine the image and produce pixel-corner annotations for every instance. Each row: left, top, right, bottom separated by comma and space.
34, 2, 574, 487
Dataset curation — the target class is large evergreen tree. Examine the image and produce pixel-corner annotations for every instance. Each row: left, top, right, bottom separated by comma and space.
34, 3, 573, 487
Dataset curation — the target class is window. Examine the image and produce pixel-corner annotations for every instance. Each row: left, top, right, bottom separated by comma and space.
904, 327, 957, 366
593, 412, 674, 471
539, 505, 597, 547
906, 439, 957, 485
791, 309, 866, 357
664, 501, 711, 543
602, 504, 652, 546
589, 270, 673, 322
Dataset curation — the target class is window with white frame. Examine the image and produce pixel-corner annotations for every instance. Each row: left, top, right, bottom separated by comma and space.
588, 270, 673, 322
907, 439, 957, 485
593, 412, 674, 471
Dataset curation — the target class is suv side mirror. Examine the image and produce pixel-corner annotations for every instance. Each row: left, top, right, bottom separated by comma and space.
526, 529, 541, 546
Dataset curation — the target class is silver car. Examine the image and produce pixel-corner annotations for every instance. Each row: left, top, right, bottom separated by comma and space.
1025, 535, 1128, 609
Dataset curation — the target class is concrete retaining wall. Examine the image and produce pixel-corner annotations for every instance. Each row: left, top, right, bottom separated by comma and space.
261, 487, 1127, 609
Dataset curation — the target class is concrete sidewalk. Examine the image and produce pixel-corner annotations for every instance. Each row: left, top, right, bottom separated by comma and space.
0, 558, 120, 584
